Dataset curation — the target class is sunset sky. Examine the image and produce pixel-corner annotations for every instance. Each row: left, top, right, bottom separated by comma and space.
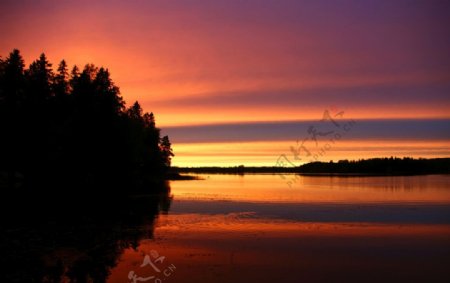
1, 0, 449, 166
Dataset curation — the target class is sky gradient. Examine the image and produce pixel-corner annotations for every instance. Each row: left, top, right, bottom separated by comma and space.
1, 0, 449, 166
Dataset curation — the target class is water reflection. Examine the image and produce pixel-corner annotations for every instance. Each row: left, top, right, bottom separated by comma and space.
171, 174, 450, 204
1, 182, 172, 283
122, 174, 449, 283
146, 214, 450, 283
3, 175, 450, 283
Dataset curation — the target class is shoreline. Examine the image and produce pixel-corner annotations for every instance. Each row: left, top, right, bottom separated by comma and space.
171, 171, 450, 178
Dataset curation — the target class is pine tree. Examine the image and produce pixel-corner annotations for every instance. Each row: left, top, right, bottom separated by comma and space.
127, 101, 143, 121
0, 49, 25, 105
143, 112, 156, 129
54, 60, 69, 97
160, 135, 174, 167
94, 68, 124, 115
26, 53, 54, 102
69, 65, 80, 89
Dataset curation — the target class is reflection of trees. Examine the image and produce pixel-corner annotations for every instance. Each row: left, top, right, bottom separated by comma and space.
327, 175, 433, 192
1, 182, 173, 283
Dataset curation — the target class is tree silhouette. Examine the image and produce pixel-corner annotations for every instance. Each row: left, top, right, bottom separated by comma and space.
93, 67, 124, 115
26, 53, 54, 102
160, 135, 174, 167
0, 49, 174, 193
1, 49, 25, 94
127, 101, 143, 121
69, 65, 80, 91
144, 112, 156, 128
0, 50, 26, 187
54, 60, 69, 98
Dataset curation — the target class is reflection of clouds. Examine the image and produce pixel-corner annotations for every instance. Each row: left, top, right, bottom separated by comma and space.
167, 202, 450, 225
172, 174, 450, 203
156, 212, 260, 229
167, 174, 450, 224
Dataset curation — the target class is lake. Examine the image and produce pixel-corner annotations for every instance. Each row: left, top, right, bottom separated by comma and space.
107, 174, 450, 283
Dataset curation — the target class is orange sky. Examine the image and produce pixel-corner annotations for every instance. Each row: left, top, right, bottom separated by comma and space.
1, 0, 449, 166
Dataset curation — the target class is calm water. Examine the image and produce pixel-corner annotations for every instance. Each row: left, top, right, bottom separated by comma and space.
107, 174, 450, 283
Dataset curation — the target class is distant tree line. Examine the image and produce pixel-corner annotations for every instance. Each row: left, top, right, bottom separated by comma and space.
298, 157, 450, 175
0, 49, 173, 192
173, 157, 450, 175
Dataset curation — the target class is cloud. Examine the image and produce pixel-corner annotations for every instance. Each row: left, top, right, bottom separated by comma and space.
1, 0, 449, 127
163, 119, 450, 143
151, 83, 450, 108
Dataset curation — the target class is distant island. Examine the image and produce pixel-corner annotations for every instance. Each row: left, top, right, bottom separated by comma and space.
173, 157, 450, 176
